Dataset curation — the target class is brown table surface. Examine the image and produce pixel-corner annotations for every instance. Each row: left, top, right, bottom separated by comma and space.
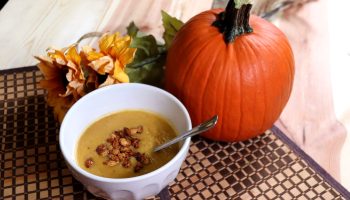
1, 66, 350, 199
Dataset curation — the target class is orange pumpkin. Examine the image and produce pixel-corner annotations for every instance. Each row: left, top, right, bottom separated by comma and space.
165, 0, 294, 141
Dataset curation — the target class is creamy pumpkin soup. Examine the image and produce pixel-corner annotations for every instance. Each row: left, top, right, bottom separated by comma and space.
76, 110, 180, 178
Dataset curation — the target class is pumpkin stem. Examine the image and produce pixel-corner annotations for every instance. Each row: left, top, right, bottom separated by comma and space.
243, 4, 253, 33
213, 0, 253, 43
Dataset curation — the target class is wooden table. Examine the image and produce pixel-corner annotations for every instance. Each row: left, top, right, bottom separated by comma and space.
1, 0, 350, 195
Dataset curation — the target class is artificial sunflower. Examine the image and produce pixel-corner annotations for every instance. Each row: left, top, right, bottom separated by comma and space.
35, 46, 85, 122
81, 32, 137, 87
35, 32, 137, 122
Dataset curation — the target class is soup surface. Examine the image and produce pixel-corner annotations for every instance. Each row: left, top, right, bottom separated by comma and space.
76, 110, 179, 178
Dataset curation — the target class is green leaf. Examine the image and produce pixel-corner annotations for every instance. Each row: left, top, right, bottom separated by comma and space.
126, 22, 139, 38
125, 13, 183, 86
125, 56, 165, 86
161, 10, 184, 49
130, 35, 159, 62
126, 22, 166, 86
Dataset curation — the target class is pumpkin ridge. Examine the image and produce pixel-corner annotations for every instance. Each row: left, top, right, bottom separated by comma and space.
249, 38, 263, 135
254, 37, 275, 132
273, 42, 288, 115
255, 38, 279, 133
197, 35, 227, 139
246, 37, 266, 134
279, 39, 295, 100
219, 44, 232, 141
210, 37, 230, 140
245, 26, 292, 134
287, 44, 295, 95
179, 34, 221, 102
237, 37, 261, 137
259, 32, 290, 125
183, 34, 224, 128
235, 41, 243, 141
283, 38, 295, 101
168, 31, 218, 100
249, 18, 295, 111
220, 41, 242, 141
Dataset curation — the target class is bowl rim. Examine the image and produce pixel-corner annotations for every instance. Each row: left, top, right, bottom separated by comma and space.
59, 83, 192, 183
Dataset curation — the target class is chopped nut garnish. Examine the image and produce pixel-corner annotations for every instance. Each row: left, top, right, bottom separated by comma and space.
120, 146, 132, 153
96, 144, 106, 153
110, 133, 117, 139
111, 149, 120, 155
122, 160, 131, 168
93, 125, 151, 171
102, 151, 109, 157
106, 137, 114, 143
134, 152, 142, 161
85, 158, 94, 168
107, 144, 113, 151
137, 125, 143, 133
131, 138, 140, 149
141, 155, 150, 165
114, 130, 123, 135
123, 127, 131, 136
96, 144, 108, 157
134, 152, 150, 165
118, 152, 126, 160
119, 138, 130, 147
130, 125, 144, 135
134, 162, 144, 173
108, 154, 119, 161
129, 128, 138, 135
105, 160, 118, 166
112, 140, 119, 148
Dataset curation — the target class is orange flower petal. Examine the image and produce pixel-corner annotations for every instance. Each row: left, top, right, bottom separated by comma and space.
114, 70, 129, 83
35, 56, 61, 80
52, 97, 74, 123
88, 56, 114, 75
66, 60, 85, 81
113, 60, 129, 83
119, 47, 137, 66
86, 69, 98, 89
65, 66, 74, 82
110, 35, 132, 57
82, 46, 104, 61
59, 87, 73, 97
115, 35, 132, 47
65, 46, 81, 66
40, 78, 64, 91
48, 49, 67, 65
99, 33, 119, 54
98, 75, 118, 88
68, 81, 85, 100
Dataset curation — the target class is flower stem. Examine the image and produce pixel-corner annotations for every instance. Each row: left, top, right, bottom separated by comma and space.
127, 48, 167, 68
127, 54, 163, 68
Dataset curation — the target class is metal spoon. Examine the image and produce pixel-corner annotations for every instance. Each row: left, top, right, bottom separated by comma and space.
153, 115, 218, 152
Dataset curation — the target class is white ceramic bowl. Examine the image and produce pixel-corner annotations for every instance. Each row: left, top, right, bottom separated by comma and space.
59, 83, 191, 200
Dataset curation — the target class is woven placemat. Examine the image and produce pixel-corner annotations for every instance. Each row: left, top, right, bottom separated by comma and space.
1, 67, 349, 200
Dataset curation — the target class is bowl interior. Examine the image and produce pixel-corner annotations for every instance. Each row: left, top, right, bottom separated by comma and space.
59, 83, 191, 179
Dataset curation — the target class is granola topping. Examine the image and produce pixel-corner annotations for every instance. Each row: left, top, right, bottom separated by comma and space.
85, 158, 94, 168
85, 125, 150, 173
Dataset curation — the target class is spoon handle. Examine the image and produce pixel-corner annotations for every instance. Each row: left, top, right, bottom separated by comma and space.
153, 115, 218, 152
